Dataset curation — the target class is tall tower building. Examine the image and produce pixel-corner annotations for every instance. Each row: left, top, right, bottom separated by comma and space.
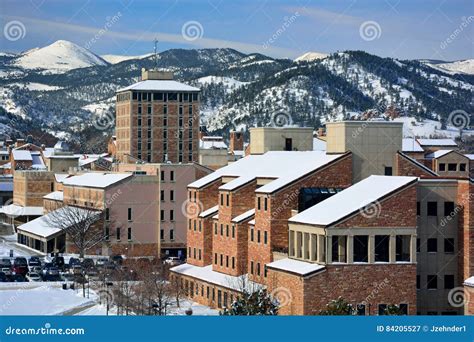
115, 69, 200, 164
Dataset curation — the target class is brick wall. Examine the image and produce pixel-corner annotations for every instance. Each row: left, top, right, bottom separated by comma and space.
268, 263, 417, 315
248, 154, 353, 283
187, 215, 214, 267
396, 153, 436, 177
457, 181, 474, 284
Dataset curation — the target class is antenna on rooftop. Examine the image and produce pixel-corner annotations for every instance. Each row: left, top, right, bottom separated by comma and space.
153, 38, 159, 70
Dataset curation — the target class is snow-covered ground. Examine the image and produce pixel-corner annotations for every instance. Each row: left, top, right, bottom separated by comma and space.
394, 116, 474, 138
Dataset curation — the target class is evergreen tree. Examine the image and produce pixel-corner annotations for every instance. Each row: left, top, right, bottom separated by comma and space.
220, 289, 278, 316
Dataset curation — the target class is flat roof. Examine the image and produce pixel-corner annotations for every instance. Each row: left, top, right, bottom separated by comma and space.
402, 138, 424, 153
417, 138, 457, 147
266, 258, 325, 276
1, 204, 43, 217
289, 175, 417, 227
62, 173, 132, 189
117, 80, 199, 92
232, 209, 255, 223
199, 205, 219, 218
43, 191, 63, 201
12, 150, 32, 161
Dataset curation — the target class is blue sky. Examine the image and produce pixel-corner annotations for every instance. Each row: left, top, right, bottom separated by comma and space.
0, 0, 472, 61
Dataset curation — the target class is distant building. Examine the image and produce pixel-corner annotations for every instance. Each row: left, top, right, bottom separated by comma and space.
115, 68, 200, 164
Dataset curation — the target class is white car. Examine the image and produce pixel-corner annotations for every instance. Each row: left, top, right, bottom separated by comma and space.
1, 267, 12, 276
164, 257, 182, 266
27, 272, 42, 282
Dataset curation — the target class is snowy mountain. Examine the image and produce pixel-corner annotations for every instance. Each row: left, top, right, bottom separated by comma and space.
295, 52, 329, 62
0, 41, 473, 152
10, 40, 108, 74
421, 59, 474, 75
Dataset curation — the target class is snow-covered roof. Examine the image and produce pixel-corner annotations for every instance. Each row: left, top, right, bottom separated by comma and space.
248, 219, 255, 225
16, 206, 99, 239
266, 258, 325, 276
397, 152, 438, 176
313, 138, 327, 151
62, 173, 132, 189
199, 205, 219, 218
54, 173, 69, 183
43, 191, 63, 201
464, 276, 474, 287
417, 138, 457, 147
117, 80, 199, 92
199, 139, 228, 150
1, 204, 43, 217
189, 151, 345, 194
425, 149, 454, 159
170, 264, 262, 292
12, 150, 32, 161
289, 175, 417, 227
212, 213, 219, 220
465, 154, 474, 160
0, 150, 9, 155
232, 209, 255, 223
402, 138, 424, 152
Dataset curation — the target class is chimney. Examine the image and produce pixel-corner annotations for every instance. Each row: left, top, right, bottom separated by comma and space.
229, 131, 244, 153
317, 127, 325, 137
141, 68, 174, 81
15, 138, 25, 148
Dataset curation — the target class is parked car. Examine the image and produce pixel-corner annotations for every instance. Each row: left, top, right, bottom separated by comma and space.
96, 258, 108, 267
0, 272, 7, 282
71, 265, 83, 275
28, 256, 41, 266
10, 274, 27, 282
111, 255, 123, 265
69, 258, 81, 266
164, 256, 182, 266
82, 258, 95, 269
30, 265, 43, 274
26, 272, 41, 282
61, 273, 75, 282
1, 267, 12, 276
0, 258, 12, 268
13, 258, 28, 276
52, 256, 65, 269
42, 265, 60, 280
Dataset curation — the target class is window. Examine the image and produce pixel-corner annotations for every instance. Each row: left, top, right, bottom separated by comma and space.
220, 194, 224, 206
214, 253, 217, 264
427, 238, 437, 253
257, 230, 261, 243
460, 163, 466, 172
170, 229, 174, 240
285, 138, 292, 151
444, 275, 454, 289
384, 166, 392, 176
170, 171, 175, 181
160, 229, 164, 240
220, 224, 223, 235
427, 275, 437, 289
264, 198, 268, 211
105, 226, 109, 240
226, 225, 229, 237
448, 163, 457, 171
116, 227, 121, 240
257, 263, 261, 276
198, 249, 201, 260
250, 261, 254, 274
127, 227, 132, 240
416, 275, 420, 289
427, 202, 437, 216
444, 201, 454, 216
264, 231, 268, 244
416, 202, 420, 216
444, 238, 454, 253
353, 235, 369, 262
220, 254, 223, 266
214, 223, 217, 235
439, 163, 446, 171
170, 190, 174, 201
396, 235, 410, 262
226, 255, 229, 267
160, 190, 165, 201
416, 238, 420, 253
250, 228, 254, 242
105, 208, 110, 221
399, 304, 408, 315
331, 236, 347, 263
378, 304, 387, 315
232, 257, 235, 269
226, 194, 229, 206
232, 225, 235, 238
193, 220, 196, 231
170, 210, 174, 221
257, 197, 261, 210
374, 235, 390, 262
356, 304, 366, 316
199, 221, 202, 232
160, 210, 165, 221
128, 208, 132, 221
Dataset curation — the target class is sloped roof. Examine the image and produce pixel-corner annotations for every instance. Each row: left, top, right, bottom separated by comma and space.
402, 138, 424, 152
232, 209, 255, 223
266, 258, 325, 276
117, 80, 199, 92
417, 138, 457, 147
62, 173, 132, 189
289, 175, 417, 227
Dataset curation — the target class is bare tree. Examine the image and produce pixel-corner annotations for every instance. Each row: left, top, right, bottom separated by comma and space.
45, 205, 109, 258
